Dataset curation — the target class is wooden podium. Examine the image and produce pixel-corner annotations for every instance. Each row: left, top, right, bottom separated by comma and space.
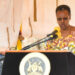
2, 50, 75, 75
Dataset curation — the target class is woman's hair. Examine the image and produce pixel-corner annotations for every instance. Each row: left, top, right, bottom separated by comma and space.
56, 5, 71, 15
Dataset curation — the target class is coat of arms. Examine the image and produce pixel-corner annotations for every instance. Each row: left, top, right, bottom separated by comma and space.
19, 52, 51, 75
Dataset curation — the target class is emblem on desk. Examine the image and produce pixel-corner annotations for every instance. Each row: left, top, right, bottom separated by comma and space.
19, 52, 51, 75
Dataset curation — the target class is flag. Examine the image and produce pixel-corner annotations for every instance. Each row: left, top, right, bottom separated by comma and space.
17, 24, 22, 50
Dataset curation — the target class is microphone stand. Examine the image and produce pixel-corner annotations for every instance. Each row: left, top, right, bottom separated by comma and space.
22, 34, 57, 50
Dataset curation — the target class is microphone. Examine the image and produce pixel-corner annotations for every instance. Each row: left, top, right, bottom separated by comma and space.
22, 32, 58, 50
47, 30, 58, 37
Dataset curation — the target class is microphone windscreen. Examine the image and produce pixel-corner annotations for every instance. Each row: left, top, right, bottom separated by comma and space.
54, 27, 62, 38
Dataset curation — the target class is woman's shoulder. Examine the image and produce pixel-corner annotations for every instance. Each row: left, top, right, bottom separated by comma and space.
70, 25, 75, 30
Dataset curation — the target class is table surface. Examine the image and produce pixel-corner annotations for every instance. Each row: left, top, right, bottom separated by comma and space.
6, 50, 68, 53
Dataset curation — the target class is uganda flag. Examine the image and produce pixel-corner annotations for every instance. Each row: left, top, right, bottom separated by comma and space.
17, 24, 24, 50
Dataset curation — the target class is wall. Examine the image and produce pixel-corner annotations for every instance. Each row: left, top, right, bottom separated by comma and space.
0, 0, 75, 48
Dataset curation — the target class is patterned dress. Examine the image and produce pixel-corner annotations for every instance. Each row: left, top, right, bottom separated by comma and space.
42, 27, 75, 53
